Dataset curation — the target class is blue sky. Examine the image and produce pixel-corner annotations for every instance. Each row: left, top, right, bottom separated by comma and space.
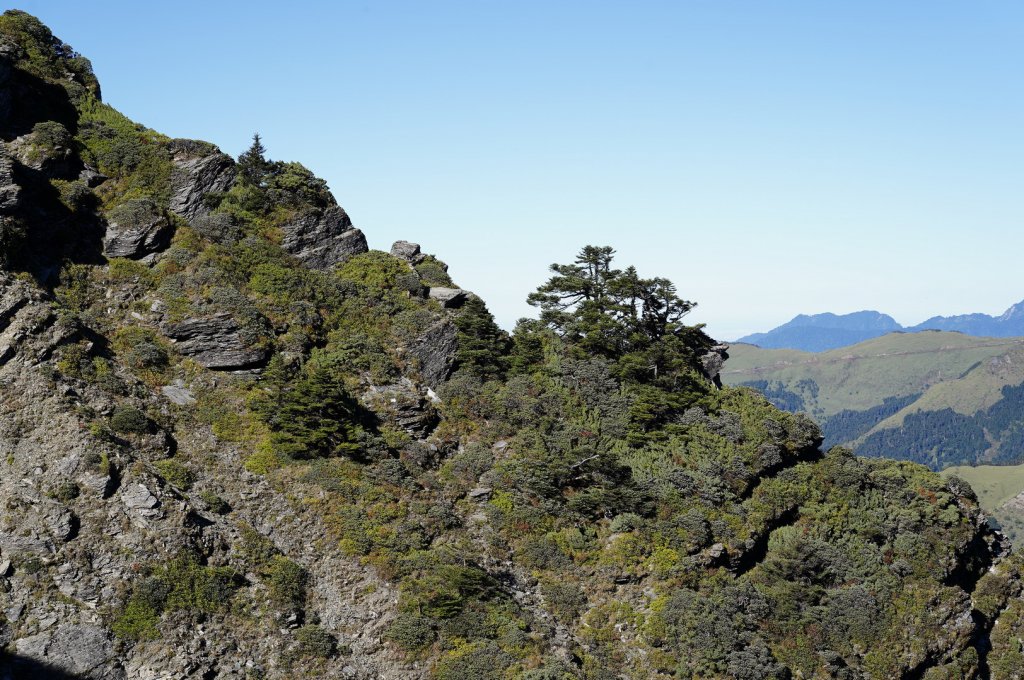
15, 1, 1024, 339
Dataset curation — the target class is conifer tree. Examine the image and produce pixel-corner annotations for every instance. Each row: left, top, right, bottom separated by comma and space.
453, 297, 511, 380
238, 132, 271, 187
267, 357, 362, 459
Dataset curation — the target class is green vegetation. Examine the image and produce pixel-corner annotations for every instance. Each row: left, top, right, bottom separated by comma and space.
113, 553, 242, 640
108, 405, 151, 434
154, 459, 194, 490
726, 333, 1024, 418
265, 555, 308, 608
294, 625, 337, 658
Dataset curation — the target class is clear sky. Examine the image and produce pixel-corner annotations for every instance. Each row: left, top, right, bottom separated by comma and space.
14, 1, 1024, 339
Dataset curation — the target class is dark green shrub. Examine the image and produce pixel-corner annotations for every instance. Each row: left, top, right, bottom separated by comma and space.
385, 612, 435, 651
609, 513, 643, 533
113, 553, 241, 640
335, 251, 410, 290
126, 341, 168, 369
54, 179, 95, 212
365, 458, 410, 487
238, 525, 279, 567
47, 480, 80, 502
295, 625, 337, 658
154, 459, 194, 490
112, 597, 160, 640
193, 213, 240, 245
253, 353, 364, 460
540, 579, 587, 620
517, 536, 572, 571
265, 556, 307, 608
414, 256, 453, 286
31, 120, 72, 148
433, 642, 513, 680
109, 406, 150, 434
199, 490, 230, 514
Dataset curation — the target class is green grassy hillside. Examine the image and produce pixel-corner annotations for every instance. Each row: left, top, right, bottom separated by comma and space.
725, 332, 1024, 418
725, 333, 1024, 469
944, 463, 1024, 542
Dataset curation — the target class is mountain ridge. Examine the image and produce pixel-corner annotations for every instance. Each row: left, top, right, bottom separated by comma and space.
737, 301, 1024, 351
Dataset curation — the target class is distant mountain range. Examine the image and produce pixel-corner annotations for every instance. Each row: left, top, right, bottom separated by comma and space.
735, 299, 1024, 351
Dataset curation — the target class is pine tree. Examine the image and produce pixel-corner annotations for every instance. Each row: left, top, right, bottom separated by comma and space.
267, 358, 362, 459
453, 297, 511, 380
237, 132, 271, 187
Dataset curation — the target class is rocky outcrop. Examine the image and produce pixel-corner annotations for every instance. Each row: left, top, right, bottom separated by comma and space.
700, 343, 730, 388
406, 319, 458, 388
390, 240, 426, 265
428, 286, 468, 309
12, 623, 124, 680
9, 121, 80, 179
281, 205, 367, 269
0, 272, 75, 367
103, 199, 174, 259
162, 313, 269, 370
361, 378, 437, 436
0, 143, 20, 212
167, 138, 236, 223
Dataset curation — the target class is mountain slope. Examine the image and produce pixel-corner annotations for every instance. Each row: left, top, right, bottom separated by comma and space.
1, 11, 1023, 680
725, 334, 1024, 469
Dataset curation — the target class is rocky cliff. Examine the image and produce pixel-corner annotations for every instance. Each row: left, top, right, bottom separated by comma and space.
1, 11, 1023, 680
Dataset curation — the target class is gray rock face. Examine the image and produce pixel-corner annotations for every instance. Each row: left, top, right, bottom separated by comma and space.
103, 199, 174, 259
162, 313, 269, 370
390, 240, 426, 264
14, 624, 123, 680
121, 484, 160, 511
700, 343, 730, 388
428, 286, 468, 309
407, 319, 458, 388
167, 138, 236, 223
281, 205, 368, 269
161, 383, 196, 405
0, 144, 21, 213
362, 378, 436, 436
79, 165, 108, 188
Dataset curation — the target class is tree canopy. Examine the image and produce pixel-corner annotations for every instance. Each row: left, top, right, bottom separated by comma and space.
525, 245, 713, 380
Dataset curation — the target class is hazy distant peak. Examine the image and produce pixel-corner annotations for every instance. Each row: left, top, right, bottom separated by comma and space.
738, 301, 1024, 352
1000, 299, 1024, 321
785, 310, 901, 331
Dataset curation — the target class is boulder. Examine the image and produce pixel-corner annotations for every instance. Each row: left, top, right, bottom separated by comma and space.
160, 383, 196, 406
79, 165, 108, 188
390, 240, 426, 264
428, 287, 468, 309
162, 313, 269, 370
15, 623, 122, 680
361, 378, 437, 436
103, 199, 173, 259
281, 205, 368, 269
121, 484, 159, 511
700, 343, 730, 388
407, 319, 458, 388
167, 138, 236, 223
